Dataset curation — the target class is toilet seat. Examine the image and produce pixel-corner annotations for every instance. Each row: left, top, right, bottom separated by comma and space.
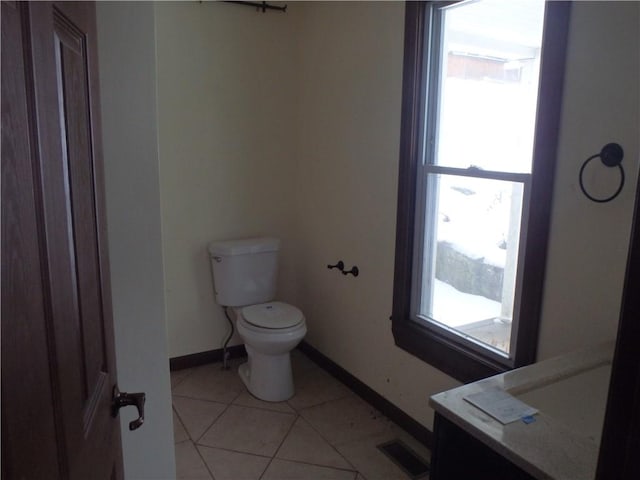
241, 302, 303, 329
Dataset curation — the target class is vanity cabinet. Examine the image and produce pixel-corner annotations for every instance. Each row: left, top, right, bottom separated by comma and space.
429, 342, 612, 480
430, 414, 535, 480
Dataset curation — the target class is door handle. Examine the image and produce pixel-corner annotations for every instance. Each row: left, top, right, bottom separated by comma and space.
111, 386, 145, 431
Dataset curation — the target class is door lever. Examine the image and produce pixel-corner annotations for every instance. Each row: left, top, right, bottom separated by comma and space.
112, 386, 146, 430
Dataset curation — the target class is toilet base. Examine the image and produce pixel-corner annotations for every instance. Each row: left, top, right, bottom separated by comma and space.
238, 347, 295, 402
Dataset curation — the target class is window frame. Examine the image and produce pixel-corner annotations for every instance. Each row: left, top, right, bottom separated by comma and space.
392, 0, 572, 383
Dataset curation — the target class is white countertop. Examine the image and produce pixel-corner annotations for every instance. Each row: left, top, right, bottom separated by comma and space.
429, 342, 614, 480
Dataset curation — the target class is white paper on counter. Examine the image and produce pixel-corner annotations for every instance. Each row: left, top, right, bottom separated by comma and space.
464, 389, 538, 424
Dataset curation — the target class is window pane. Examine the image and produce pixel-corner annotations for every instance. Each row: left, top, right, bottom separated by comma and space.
433, 0, 545, 173
418, 174, 524, 355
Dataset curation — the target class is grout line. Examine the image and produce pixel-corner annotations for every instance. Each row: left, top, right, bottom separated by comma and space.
172, 393, 230, 406
193, 400, 236, 445
172, 405, 190, 444
172, 406, 191, 441
269, 456, 359, 475
173, 390, 235, 480
225, 402, 297, 419
193, 442, 217, 480
197, 444, 272, 460
258, 411, 300, 480
290, 390, 357, 414
193, 406, 228, 445
170, 367, 197, 390
232, 396, 296, 415
171, 392, 241, 404
293, 412, 359, 473
233, 403, 296, 415
172, 391, 244, 445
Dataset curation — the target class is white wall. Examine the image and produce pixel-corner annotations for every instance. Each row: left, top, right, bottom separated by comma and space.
292, 1, 639, 430
155, 1, 300, 358
293, 1, 460, 430
97, 3, 176, 478
537, 1, 640, 359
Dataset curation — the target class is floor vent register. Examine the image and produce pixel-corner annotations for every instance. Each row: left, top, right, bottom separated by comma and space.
377, 439, 430, 479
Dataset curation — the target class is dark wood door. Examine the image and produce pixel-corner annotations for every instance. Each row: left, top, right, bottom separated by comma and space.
1, 2, 123, 479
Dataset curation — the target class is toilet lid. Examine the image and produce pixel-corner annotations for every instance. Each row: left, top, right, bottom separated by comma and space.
241, 302, 304, 329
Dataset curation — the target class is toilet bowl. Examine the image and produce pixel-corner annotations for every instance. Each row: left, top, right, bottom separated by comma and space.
235, 301, 306, 402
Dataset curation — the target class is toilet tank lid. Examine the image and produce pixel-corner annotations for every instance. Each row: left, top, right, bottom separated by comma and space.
208, 237, 280, 257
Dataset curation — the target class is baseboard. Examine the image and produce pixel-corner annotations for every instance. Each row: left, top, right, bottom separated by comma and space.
298, 341, 433, 448
169, 344, 247, 371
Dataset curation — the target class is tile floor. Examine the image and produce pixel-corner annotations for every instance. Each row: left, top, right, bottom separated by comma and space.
171, 349, 431, 480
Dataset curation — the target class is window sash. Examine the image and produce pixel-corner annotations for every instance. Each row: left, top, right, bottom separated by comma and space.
422, 165, 530, 183
424, 1, 544, 176
411, 167, 531, 367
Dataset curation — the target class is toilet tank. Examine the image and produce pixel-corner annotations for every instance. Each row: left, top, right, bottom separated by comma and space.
208, 237, 280, 307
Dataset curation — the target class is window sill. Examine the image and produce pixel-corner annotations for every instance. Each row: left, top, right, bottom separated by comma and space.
392, 318, 508, 383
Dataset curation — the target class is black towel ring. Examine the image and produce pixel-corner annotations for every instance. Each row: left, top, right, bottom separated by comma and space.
578, 143, 625, 203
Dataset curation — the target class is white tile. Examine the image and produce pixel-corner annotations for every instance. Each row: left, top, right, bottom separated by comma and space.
171, 368, 195, 389
262, 459, 356, 480
175, 441, 212, 480
300, 395, 395, 445
172, 361, 245, 404
287, 367, 351, 411
173, 396, 227, 441
276, 417, 352, 469
171, 356, 432, 480
233, 391, 295, 414
173, 409, 189, 444
198, 404, 296, 456
198, 446, 270, 480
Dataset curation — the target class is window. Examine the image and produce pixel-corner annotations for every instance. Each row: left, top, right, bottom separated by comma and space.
392, 1, 571, 382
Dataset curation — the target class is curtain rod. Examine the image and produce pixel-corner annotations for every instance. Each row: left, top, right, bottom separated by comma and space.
224, 1, 287, 13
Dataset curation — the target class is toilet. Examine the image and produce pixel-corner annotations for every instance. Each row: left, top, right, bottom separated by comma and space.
208, 237, 306, 402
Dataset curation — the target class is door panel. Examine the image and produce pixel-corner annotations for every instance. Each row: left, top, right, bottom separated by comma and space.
53, 3, 110, 436
2, 2, 123, 479
1, 2, 61, 478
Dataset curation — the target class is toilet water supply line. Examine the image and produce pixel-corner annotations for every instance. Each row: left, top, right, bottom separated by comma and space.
222, 306, 234, 370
